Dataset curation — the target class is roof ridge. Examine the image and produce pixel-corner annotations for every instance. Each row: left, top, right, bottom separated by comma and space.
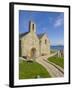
19, 32, 29, 38
37, 33, 45, 39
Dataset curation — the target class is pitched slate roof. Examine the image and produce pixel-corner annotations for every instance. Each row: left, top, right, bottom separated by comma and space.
37, 33, 45, 39
19, 32, 45, 39
19, 32, 29, 38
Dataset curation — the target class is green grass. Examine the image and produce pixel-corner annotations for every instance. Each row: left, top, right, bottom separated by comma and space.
19, 60, 51, 79
48, 56, 64, 68
50, 50, 56, 54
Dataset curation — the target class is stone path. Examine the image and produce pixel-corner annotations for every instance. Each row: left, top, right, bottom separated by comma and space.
36, 56, 64, 78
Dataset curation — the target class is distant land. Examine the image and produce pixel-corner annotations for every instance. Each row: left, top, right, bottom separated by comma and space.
50, 45, 64, 51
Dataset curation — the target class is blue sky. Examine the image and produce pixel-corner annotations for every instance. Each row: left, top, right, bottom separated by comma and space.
19, 10, 64, 45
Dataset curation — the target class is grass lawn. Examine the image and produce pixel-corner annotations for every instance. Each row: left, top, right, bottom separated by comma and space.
19, 60, 51, 79
50, 50, 56, 54
48, 56, 64, 68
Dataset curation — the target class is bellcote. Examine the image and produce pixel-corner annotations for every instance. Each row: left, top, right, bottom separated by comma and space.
29, 21, 36, 33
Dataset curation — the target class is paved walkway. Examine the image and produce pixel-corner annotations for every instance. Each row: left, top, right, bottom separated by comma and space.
36, 55, 64, 78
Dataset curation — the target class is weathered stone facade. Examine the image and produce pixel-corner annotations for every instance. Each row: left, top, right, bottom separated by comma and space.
19, 21, 50, 59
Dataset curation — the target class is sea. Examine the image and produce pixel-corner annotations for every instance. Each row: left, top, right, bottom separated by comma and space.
50, 45, 64, 51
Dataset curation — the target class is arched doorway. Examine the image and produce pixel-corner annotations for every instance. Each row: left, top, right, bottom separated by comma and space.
30, 48, 36, 58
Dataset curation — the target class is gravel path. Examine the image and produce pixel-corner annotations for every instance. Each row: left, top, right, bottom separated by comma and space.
36, 57, 64, 78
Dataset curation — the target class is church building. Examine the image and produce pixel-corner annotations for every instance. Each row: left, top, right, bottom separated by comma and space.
19, 21, 50, 59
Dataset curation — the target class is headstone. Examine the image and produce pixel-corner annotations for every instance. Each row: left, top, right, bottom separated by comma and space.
37, 75, 40, 78
58, 50, 61, 57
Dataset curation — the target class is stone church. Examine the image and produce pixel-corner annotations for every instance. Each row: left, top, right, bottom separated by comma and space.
19, 21, 50, 59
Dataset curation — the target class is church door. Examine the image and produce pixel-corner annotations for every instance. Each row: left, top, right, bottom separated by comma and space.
30, 48, 36, 59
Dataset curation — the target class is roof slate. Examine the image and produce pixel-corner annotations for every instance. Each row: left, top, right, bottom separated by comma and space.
37, 33, 45, 39
19, 32, 45, 39
19, 32, 29, 38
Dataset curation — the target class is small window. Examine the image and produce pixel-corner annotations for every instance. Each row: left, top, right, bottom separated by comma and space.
45, 39, 47, 44
32, 24, 34, 31
39, 40, 41, 44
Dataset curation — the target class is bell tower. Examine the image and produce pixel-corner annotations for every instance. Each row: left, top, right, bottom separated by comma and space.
29, 21, 36, 33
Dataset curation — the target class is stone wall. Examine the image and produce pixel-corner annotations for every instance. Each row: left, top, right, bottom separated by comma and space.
40, 34, 50, 56
20, 32, 40, 58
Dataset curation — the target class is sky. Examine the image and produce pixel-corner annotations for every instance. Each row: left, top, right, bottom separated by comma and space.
19, 10, 64, 46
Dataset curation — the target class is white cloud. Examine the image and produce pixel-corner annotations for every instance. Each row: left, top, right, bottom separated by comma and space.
57, 40, 64, 45
54, 14, 64, 28
54, 18, 63, 27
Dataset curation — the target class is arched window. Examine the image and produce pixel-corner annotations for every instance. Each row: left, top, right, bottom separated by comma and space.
39, 40, 41, 44
32, 24, 34, 31
45, 39, 47, 44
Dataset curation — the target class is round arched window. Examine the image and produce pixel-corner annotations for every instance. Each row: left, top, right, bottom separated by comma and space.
45, 39, 47, 44
32, 24, 34, 31
39, 40, 41, 44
